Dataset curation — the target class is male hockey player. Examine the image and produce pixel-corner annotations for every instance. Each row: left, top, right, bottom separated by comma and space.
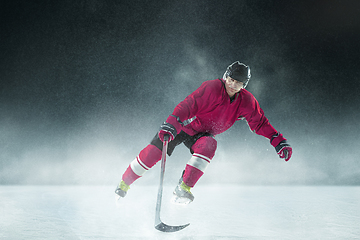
115, 61, 292, 204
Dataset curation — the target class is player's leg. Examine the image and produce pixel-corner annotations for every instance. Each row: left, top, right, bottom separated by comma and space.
173, 135, 217, 204
115, 133, 183, 198
115, 144, 162, 198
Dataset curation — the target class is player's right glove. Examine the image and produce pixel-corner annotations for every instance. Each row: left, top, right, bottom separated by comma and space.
158, 115, 182, 142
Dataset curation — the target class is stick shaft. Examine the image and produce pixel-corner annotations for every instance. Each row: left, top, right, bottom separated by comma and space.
155, 137, 168, 226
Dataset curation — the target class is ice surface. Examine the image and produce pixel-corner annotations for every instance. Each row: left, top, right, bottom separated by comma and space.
1, 185, 360, 239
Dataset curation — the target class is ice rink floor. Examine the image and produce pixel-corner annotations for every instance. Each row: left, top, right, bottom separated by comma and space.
1, 185, 359, 239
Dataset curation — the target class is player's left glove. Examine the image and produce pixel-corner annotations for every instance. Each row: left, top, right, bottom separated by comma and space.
270, 133, 292, 161
275, 141, 292, 161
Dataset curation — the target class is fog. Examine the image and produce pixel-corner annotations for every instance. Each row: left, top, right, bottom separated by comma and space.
1, 1, 360, 186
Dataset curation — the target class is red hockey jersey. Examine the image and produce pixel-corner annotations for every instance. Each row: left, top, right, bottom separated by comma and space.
172, 79, 278, 140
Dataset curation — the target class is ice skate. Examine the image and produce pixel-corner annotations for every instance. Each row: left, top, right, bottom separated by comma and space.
172, 181, 194, 205
115, 180, 130, 200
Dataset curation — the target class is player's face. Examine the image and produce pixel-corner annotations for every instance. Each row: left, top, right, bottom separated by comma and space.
225, 77, 244, 97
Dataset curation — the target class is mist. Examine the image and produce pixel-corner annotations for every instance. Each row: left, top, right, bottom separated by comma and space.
1, 0, 359, 186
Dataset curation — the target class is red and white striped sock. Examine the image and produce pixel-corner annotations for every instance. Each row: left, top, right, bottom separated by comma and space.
183, 153, 211, 187
122, 144, 161, 185
182, 136, 217, 187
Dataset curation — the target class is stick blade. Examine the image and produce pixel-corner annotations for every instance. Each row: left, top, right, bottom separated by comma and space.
155, 222, 190, 232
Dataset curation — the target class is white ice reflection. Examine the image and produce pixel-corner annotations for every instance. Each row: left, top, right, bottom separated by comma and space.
1, 185, 360, 239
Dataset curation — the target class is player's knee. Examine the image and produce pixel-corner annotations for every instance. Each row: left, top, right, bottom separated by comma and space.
192, 136, 217, 159
137, 144, 162, 169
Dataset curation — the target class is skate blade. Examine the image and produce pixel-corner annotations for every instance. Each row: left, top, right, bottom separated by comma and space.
115, 194, 123, 207
171, 195, 192, 205
115, 194, 121, 201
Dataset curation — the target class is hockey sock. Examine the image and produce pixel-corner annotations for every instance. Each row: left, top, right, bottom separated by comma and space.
182, 136, 217, 187
122, 165, 141, 186
122, 144, 162, 185
182, 153, 210, 187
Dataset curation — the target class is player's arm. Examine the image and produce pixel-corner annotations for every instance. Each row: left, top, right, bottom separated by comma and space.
241, 94, 292, 161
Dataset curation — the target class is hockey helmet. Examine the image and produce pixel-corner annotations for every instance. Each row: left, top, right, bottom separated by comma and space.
223, 61, 251, 88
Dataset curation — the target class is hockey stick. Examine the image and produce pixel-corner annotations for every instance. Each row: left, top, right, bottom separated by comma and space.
154, 135, 190, 232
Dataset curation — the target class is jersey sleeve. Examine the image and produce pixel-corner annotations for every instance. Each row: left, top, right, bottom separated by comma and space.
240, 92, 278, 140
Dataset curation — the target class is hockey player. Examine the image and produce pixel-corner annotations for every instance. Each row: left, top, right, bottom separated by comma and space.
115, 61, 292, 204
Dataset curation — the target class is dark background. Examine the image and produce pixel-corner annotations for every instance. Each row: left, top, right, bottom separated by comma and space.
1, 0, 359, 185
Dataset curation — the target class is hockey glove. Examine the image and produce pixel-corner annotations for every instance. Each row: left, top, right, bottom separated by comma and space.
158, 115, 182, 142
270, 133, 292, 161
275, 141, 292, 161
